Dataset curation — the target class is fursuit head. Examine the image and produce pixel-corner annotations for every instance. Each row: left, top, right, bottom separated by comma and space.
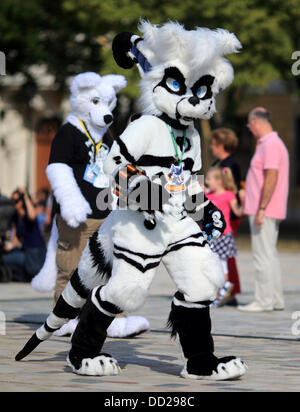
69, 71, 127, 138
113, 20, 241, 124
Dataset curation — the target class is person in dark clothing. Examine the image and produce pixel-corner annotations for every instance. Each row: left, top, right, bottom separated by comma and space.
0, 193, 15, 282
210, 128, 245, 306
2, 188, 46, 282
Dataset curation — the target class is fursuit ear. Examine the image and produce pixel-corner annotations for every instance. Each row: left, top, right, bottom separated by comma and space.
70, 72, 101, 95
211, 30, 241, 93
214, 29, 242, 56
101, 74, 127, 93
112, 32, 136, 69
212, 57, 235, 93
112, 32, 152, 76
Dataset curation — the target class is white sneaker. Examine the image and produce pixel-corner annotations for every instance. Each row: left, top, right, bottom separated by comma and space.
237, 302, 273, 312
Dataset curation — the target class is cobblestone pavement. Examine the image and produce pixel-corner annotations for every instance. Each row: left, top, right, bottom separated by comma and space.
0, 249, 299, 392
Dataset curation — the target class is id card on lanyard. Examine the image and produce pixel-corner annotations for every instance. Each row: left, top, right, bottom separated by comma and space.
83, 164, 100, 184
80, 120, 102, 184
165, 125, 186, 194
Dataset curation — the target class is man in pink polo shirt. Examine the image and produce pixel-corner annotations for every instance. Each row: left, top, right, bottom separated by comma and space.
238, 107, 289, 312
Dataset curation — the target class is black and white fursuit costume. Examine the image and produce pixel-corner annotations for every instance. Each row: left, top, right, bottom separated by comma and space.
16, 21, 247, 380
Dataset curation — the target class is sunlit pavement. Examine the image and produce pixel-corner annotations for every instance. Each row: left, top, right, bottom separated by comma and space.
0, 248, 299, 392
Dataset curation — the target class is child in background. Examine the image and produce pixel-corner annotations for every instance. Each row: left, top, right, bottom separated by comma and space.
205, 167, 244, 307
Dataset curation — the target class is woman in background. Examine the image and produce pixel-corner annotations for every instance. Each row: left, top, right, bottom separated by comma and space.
210, 128, 244, 306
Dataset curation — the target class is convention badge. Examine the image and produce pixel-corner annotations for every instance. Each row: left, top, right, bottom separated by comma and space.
92, 150, 110, 188
165, 163, 186, 194
93, 173, 110, 189
83, 164, 99, 184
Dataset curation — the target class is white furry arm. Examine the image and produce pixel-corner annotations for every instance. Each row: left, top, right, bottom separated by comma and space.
46, 163, 92, 228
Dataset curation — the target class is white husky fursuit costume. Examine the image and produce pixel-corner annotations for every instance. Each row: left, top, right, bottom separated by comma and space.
31, 71, 149, 338
16, 21, 247, 380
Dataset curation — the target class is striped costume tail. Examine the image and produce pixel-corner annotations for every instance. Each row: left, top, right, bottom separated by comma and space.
15, 268, 90, 361
16, 223, 113, 361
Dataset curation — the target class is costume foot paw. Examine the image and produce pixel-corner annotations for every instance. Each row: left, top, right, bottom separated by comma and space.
67, 353, 120, 376
107, 316, 150, 338
181, 356, 247, 381
210, 358, 247, 380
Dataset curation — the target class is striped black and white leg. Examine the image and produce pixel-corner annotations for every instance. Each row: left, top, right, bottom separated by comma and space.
15, 268, 89, 361
168, 292, 247, 381
67, 285, 121, 376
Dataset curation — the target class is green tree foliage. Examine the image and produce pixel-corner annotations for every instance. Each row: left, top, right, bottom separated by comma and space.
1, 0, 299, 130
0, 0, 103, 87
1, 0, 299, 91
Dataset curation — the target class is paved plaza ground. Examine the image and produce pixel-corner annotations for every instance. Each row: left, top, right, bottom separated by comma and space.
0, 240, 299, 392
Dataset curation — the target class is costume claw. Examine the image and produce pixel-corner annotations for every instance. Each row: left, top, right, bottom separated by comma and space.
67, 354, 119, 376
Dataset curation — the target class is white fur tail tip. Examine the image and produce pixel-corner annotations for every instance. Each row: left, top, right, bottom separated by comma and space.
31, 218, 58, 293
31, 266, 57, 293
67, 354, 120, 376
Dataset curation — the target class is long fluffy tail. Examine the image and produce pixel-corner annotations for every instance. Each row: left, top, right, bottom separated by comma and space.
15, 268, 89, 361
31, 218, 58, 293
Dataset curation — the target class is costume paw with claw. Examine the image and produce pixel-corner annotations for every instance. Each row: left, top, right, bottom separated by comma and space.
67, 353, 119, 376
181, 355, 247, 381
60, 198, 92, 228
46, 163, 92, 228
202, 201, 226, 243
162, 194, 186, 222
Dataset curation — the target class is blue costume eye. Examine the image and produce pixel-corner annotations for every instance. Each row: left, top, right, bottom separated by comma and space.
166, 77, 181, 92
196, 85, 207, 98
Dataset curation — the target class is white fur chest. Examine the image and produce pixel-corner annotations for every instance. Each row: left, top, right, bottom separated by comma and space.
135, 116, 201, 180
105, 115, 202, 183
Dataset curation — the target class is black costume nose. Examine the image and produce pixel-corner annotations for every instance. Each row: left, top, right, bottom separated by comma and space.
188, 96, 200, 106
104, 114, 113, 124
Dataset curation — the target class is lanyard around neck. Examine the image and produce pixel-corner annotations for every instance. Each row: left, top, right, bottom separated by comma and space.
79, 120, 102, 156
167, 124, 186, 166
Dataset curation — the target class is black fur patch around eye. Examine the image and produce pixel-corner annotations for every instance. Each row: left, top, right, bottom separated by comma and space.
154, 67, 187, 96
191, 75, 215, 100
